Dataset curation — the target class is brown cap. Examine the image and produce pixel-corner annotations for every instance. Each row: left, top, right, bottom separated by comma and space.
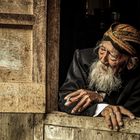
103, 23, 140, 56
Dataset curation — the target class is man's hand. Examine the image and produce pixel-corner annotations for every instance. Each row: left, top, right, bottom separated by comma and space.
64, 89, 103, 114
101, 105, 135, 130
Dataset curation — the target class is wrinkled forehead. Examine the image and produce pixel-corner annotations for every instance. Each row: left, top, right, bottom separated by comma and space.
99, 41, 121, 55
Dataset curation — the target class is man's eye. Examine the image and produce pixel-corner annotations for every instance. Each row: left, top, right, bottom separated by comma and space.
100, 47, 106, 52
109, 55, 117, 61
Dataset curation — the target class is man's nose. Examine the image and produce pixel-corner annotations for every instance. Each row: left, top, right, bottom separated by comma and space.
100, 52, 109, 65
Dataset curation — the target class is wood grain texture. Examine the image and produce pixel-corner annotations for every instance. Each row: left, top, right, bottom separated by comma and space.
45, 111, 140, 134
0, 28, 32, 82
0, 112, 140, 140
33, 0, 46, 83
44, 112, 140, 140
0, 0, 33, 14
0, 83, 45, 112
0, 113, 34, 140
45, 125, 140, 140
34, 114, 46, 140
0, 13, 35, 25
46, 0, 60, 112
0, 0, 46, 113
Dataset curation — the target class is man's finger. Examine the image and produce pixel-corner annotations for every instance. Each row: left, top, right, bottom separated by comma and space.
119, 106, 135, 119
64, 90, 81, 100
65, 94, 82, 106
110, 112, 119, 130
78, 100, 91, 112
65, 90, 87, 106
71, 95, 88, 113
114, 111, 123, 126
64, 89, 87, 100
70, 93, 85, 102
112, 106, 123, 127
104, 112, 113, 129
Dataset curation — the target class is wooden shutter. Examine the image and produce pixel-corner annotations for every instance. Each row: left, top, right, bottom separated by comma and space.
0, 0, 46, 113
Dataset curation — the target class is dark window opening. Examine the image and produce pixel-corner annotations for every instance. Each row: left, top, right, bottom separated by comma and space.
59, 0, 140, 87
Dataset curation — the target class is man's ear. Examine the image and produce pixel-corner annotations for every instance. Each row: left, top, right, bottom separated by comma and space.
127, 57, 139, 70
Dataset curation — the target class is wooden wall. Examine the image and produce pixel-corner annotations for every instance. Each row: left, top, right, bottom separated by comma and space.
1, 112, 140, 140
45, 112, 140, 140
0, 0, 46, 113
0, 0, 60, 139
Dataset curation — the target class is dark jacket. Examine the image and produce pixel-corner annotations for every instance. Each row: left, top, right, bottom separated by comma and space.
59, 48, 140, 117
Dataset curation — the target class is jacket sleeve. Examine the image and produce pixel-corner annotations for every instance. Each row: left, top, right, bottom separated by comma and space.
118, 76, 140, 117
58, 49, 97, 116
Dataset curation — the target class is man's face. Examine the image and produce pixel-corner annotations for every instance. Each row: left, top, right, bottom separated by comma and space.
88, 41, 129, 92
98, 41, 129, 75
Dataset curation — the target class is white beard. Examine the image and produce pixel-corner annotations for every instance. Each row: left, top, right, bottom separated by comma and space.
88, 60, 122, 93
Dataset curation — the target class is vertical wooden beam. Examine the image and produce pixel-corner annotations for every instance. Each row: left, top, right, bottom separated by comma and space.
46, 0, 60, 111
33, 0, 47, 83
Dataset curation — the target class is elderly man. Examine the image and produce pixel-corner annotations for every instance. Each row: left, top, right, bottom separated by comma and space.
59, 23, 140, 130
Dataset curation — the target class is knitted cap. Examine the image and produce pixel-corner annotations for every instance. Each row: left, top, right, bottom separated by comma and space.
103, 23, 140, 56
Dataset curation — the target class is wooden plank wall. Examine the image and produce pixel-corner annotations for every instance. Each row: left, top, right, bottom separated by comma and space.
0, 0, 59, 139
0, 0, 46, 113
1, 112, 140, 140
44, 112, 140, 140
0, 114, 34, 140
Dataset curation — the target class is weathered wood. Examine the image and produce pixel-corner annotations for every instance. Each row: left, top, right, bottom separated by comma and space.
44, 111, 140, 140
0, 13, 35, 25
0, 83, 45, 112
0, 0, 33, 14
1, 112, 140, 140
46, 0, 60, 112
0, 0, 46, 113
45, 111, 140, 133
34, 114, 46, 140
0, 27, 32, 82
45, 125, 140, 140
0, 113, 34, 140
33, 0, 46, 83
